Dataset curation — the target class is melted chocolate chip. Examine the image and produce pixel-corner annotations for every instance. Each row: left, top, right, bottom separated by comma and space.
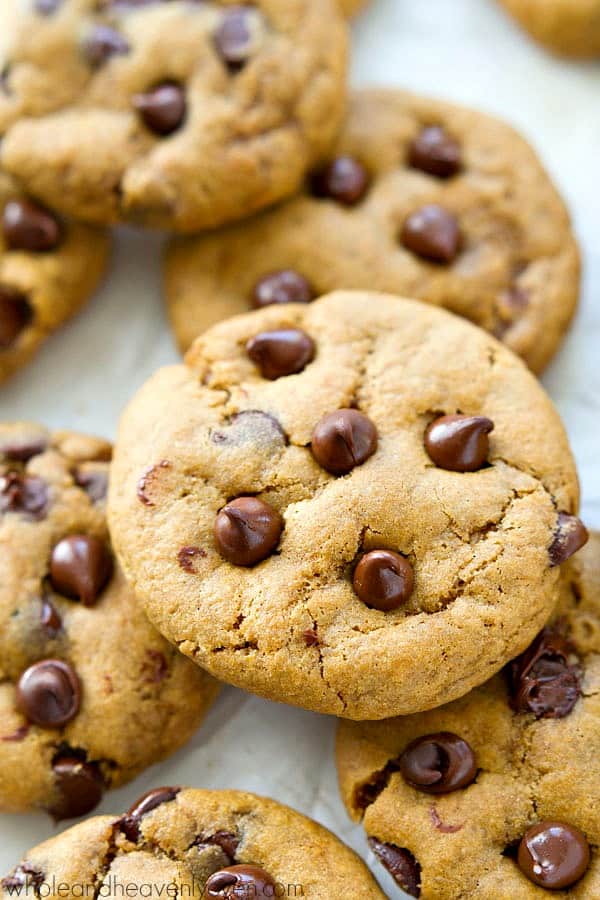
425, 414, 494, 472
0, 435, 47, 462
368, 838, 421, 897
549, 513, 589, 566
311, 157, 370, 205
133, 83, 186, 136
311, 409, 378, 476
399, 732, 477, 794
49, 535, 113, 606
194, 831, 239, 861
353, 550, 414, 611
214, 6, 256, 69
510, 627, 581, 719
214, 497, 283, 567
303, 626, 319, 647
120, 787, 180, 842
50, 756, 104, 821
74, 469, 109, 504
246, 328, 315, 379
0, 473, 48, 518
0, 287, 33, 349
82, 25, 130, 67
16, 660, 81, 728
401, 204, 460, 263
177, 545, 207, 572
252, 270, 315, 308
1, 724, 30, 743
40, 596, 62, 636
517, 822, 590, 890
409, 126, 462, 178
205, 866, 276, 899
2, 200, 61, 252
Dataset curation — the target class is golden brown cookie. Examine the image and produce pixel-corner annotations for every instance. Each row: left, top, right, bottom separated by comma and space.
341, 0, 370, 16
337, 532, 600, 898
1, 788, 386, 899
499, 0, 600, 58
0, 423, 219, 819
0, 0, 348, 232
164, 89, 580, 374
108, 292, 585, 720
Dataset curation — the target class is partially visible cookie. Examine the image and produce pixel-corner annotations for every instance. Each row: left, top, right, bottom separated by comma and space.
109, 291, 585, 720
0, 423, 219, 820
337, 531, 600, 898
164, 89, 580, 374
0, 0, 348, 232
1, 788, 387, 899
499, 0, 600, 58
341, 0, 370, 16
0, 180, 109, 385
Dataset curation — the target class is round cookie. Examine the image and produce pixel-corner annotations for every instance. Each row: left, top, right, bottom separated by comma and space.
498, 0, 600, 58
0, 423, 219, 819
1, 787, 387, 899
108, 291, 586, 720
164, 89, 580, 375
0, 179, 109, 385
0, 0, 348, 232
336, 531, 600, 898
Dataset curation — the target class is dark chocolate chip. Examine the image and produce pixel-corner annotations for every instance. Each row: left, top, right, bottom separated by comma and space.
133, 83, 186, 136
16, 659, 81, 728
549, 513, 589, 566
310, 157, 370, 205
246, 328, 315, 379
252, 270, 316, 309
214, 6, 255, 69
40, 595, 62, 636
353, 550, 414, 611
50, 756, 104, 821
120, 787, 181, 842
0, 435, 47, 462
409, 126, 462, 178
401, 204, 460, 263
399, 732, 477, 794
82, 25, 130, 67
74, 469, 109, 504
177, 545, 207, 572
425, 414, 494, 472
194, 831, 239, 862
517, 822, 590, 890
0, 287, 33, 349
510, 627, 581, 719
368, 838, 421, 897
303, 626, 319, 647
311, 409, 378, 476
0, 473, 48, 518
2, 199, 61, 252
49, 535, 113, 606
205, 866, 276, 899
214, 496, 283, 566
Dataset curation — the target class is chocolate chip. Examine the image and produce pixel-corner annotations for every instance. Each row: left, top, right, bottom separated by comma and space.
409, 126, 462, 178
399, 732, 477, 794
311, 409, 378, 476
214, 497, 283, 566
517, 822, 590, 890
214, 6, 255, 69
252, 270, 315, 308
205, 866, 276, 899
133, 83, 186, 136
246, 328, 315, 380
510, 627, 581, 719
49, 535, 113, 606
142, 650, 168, 684
120, 787, 180, 842
50, 756, 104, 821
353, 550, 414, 611
401, 205, 460, 263
16, 660, 81, 728
74, 469, 109, 503
425, 414, 494, 472
177, 545, 206, 572
194, 831, 239, 861
549, 513, 589, 566
0, 473, 48, 518
368, 839, 421, 898
34, 0, 61, 13
82, 26, 130, 67
2, 864, 45, 892
137, 459, 171, 507
2, 200, 61, 252
303, 626, 319, 647
40, 596, 62, 636
311, 157, 370, 205
0, 434, 47, 462
0, 287, 33, 349
1, 724, 30, 742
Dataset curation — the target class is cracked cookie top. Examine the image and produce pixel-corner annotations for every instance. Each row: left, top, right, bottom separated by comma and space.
1, 787, 387, 900
165, 89, 580, 373
336, 531, 600, 898
0, 0, 347, 232
108, 291, 584, 720
0, 423, 219, 819
498, 0, 600, 58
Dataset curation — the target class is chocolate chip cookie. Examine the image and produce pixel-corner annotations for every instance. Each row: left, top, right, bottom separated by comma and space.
0, 178, 109, 385
0, 1, 347, 233
1, 787, 387, 899
0, 423, 219, 819
164, 89, 580, 374
337, 531, 600, 898
499, 0, 600, 58
108, 291, 585, 720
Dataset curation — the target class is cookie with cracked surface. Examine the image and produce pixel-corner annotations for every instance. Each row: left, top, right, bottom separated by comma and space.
108, 291, 585, 720
0, 179, 109, 385
337, 531, 600, 897
1, 787, 387, 899
498, 0, 600, 58
164, 88, 580, 375
0, 423, 219, 820
0, 0, 347, 233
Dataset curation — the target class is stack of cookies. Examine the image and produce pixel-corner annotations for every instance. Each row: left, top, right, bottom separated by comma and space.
0, 2, 597, 899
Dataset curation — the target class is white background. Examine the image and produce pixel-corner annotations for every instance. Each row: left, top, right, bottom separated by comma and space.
1, 0, 599, 896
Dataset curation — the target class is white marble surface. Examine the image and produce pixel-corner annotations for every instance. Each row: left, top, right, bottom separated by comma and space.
1, 0, 599, 895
